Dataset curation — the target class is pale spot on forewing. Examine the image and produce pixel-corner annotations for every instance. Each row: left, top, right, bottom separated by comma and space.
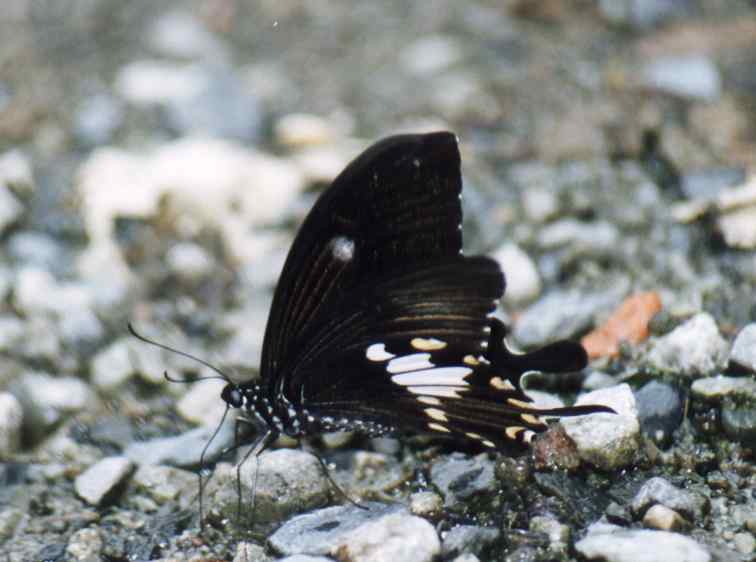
417, 396, 441, 406
505, 426, 525, 440
391, 366, 472, 386
482, 439, 496, 448
411, 337, 447, 351
408, 386, 464, 398
428, 422, 450, 433
465, 431, 482, 440
490, 376, 515, 391
387, 353, 433, 374
366, 343, 395, 362
330, 236, 355, 262
424, 407, 447, 422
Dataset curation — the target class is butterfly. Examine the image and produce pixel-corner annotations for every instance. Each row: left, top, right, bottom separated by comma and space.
213, 131, 613, 456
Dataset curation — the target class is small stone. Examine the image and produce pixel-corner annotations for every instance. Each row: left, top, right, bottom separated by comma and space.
124, 420, 235, 467
148, 11, 226, 60
165, 242, 215, 281
0, 184, 23, 234
175, 378, 227, 426
430, 453, 496, 508
643, 504, 690, 532
730, 324, 756, 373
66, 527, 103, 562
74, 94, 123, 146
630, 477, 709, 522
733, 532, 755, 555
131, 464, 197, 507
492, 243, 541, 304
521, 186, 559, 223
598, 0, 695, 29
720, 406, 756, 446
691, 376, 756, 401
645, 313, 728, 377
268, 502, 405, 556
90, 337, 167, 391
718, 206, 756, 250
635, 381, 683, 446
0, 148, 34, 194
7, 231, 66, 271
18, 371, 95, 428
581, 292, 661, 359
233, 542, 272, 562
409, 491, 443, 516
529, 516, 570, 546
208, 449, 329, 525
276, 556, 330, 562
274, 113, 337, 147
400, 35, 462, 76
532, 423, 580, 471
0, 392, 23, 456
642, 55, 721, 101
561, 384, 640, 470
583, 371, 617, 390
576, 528, 710, 562
442, 525, 499, 558
75, 456, 134, 506
320, 431, 354, 449
536, 219, 619, 254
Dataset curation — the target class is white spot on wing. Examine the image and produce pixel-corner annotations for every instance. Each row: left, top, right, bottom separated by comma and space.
330, 236, 355, 262
490, 376, 515, 391
424, 407, 447, 422
366, 343, 395, 362
387, 353, 433, 374
391, 366, 472, 386
417, 396, 441, 406
482, 439, 496, 448
408, 386, 464, 398
505, 426, 525, 440
428, 422, 450, 433
411, 337, 447, 351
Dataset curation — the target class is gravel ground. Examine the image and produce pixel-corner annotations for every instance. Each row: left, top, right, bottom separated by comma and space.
1, 1, 755, 561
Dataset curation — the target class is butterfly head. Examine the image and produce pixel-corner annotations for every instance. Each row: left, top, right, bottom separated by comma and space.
221, 383, 245, 409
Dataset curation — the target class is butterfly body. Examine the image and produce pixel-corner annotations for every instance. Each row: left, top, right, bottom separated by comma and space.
222, 131, 612, 451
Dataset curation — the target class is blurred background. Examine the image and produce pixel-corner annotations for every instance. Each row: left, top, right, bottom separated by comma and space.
1, 1, 756, 561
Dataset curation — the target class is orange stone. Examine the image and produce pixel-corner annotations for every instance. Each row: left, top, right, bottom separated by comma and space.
581, 292, 662, 359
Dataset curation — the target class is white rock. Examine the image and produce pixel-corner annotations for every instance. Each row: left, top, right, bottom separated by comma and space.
90, 337, 167, 391
0, 185, 22, 233
576, 528, 710, 562
521, 187, 559, 223
275, 113, 337, 147
718, 206, 756, 249
492, 243, 541, 304
642, 56, 721, 102
410, 491, 443, 516
75, 456, 134, 506
730, 324, 756, 372
166, 242, 215, 281
20, 372, 95, 426
175, 378, 226, 426
691, 376, 756, 402
0, 149, 34, 193
115, 60, 208, 106
0, 392, 23, 456
401, 35, 463, 76
646, 313, 728, 377
561, 384, 640, 470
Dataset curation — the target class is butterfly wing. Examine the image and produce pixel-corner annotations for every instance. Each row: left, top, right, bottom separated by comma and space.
281, 255, 609, 449
261, 132, 463, 384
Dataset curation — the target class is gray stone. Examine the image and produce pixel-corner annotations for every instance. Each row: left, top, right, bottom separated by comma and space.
0, 184, 22, 234
124, 419, 235, 467
730, 324, 756, 373
233, 542, 272, 562
642, 55, 721, 102
528, 516, 570, 546
276, 556, 332, 562
536, 218, 619, 254
630, 477, 709, 522
7, 231, 66, 271
207, 449, 330, 525
166, 242, 215, 281
645, 313, 728, 377
75, 456, 134, 506
148, 11, 227, 60
691, 376, 756, 401
635, 381, 683, 446
492, 243, 541, 304
561, 384, 640, 470
0, 148, 34, 194
175, 378, 227, 426
58, 307, 105, 348
721, 406, 756, 445
643, 504, 690, 532
65, 527, 103, 562
598, 0, 694, 29
733, 532, 755, 555
90, 336, 167, 391
513, 285, 627, 347
268, 502, 405, 555
131, 464, 197, 507
17, 371, 95, 428
0, 392, 23, 456
74, 94, 123, 146
409, 491, 443, 516
429, 453, 496, 508
442, 525, 499, 558
0, 315, 23, 352
576, 528, 710, 562
583, 371, 617, 390
681, 167, 746, 200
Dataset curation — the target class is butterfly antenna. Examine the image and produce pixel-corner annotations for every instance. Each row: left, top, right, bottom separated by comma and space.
127, 323, 231, 383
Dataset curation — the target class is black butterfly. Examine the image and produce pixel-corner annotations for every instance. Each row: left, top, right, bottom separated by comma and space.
214, 131, 613, 456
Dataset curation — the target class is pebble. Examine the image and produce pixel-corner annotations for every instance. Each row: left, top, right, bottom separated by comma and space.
268, 502, 405, 556
207, 449, 329, 524
65, 527, 103, 562
681, 167, 745, 200
513, 284, 628, 347
90, 337, 167, 391
124, 419, 235, 467
536, 218, 620, 254
583, 370, 617, 390
691, 375, 756, 401
274, 113, 338, 147
0, 315, 23, 352
561, 383, 640, 470
733, 532, 755, 555
17, 371, 95, 428
233, 543, 272, 562
492, 242, 541, 304
597, 0, 694, 29
630, 477, 709, 522
520, 184, 559, 223
576, 528, 710, 562
441, 525, 499, 558
529, 515, 570, 546
175, 378, 227, 426
165, 241, 215, 281
409, 491, 443, 516
0, 148, 34, 194
0, 392, 23, 456
718, 206, 756, 249
276, 556, 332, 562
131, 464, 197, 507
643, 504, 690, 532
148, 11, 227, 60
400, 35, 463, 76
429, 453, 496, 508
74, 456, 134, 506
642, 55, 721, 102
730, 323, 756, 373
634, 381, 683, 446
73, 94, 123, 147
7, 231, 66, 271
0, 184, 23, 234
581, 292, 662, 359
645, 313, 728, 377
720, 406, 756, 445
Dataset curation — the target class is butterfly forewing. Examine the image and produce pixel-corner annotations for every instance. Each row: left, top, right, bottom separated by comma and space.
261, 132, 463, 383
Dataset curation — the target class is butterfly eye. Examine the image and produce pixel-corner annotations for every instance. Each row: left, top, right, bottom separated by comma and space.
221, 384, 244, 408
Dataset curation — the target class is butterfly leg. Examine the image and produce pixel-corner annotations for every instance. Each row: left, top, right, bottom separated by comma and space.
299, 440, 368, 511
236, 428, 278, 525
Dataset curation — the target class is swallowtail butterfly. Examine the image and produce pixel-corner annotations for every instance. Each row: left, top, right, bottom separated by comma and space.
218, 131, 613, 455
